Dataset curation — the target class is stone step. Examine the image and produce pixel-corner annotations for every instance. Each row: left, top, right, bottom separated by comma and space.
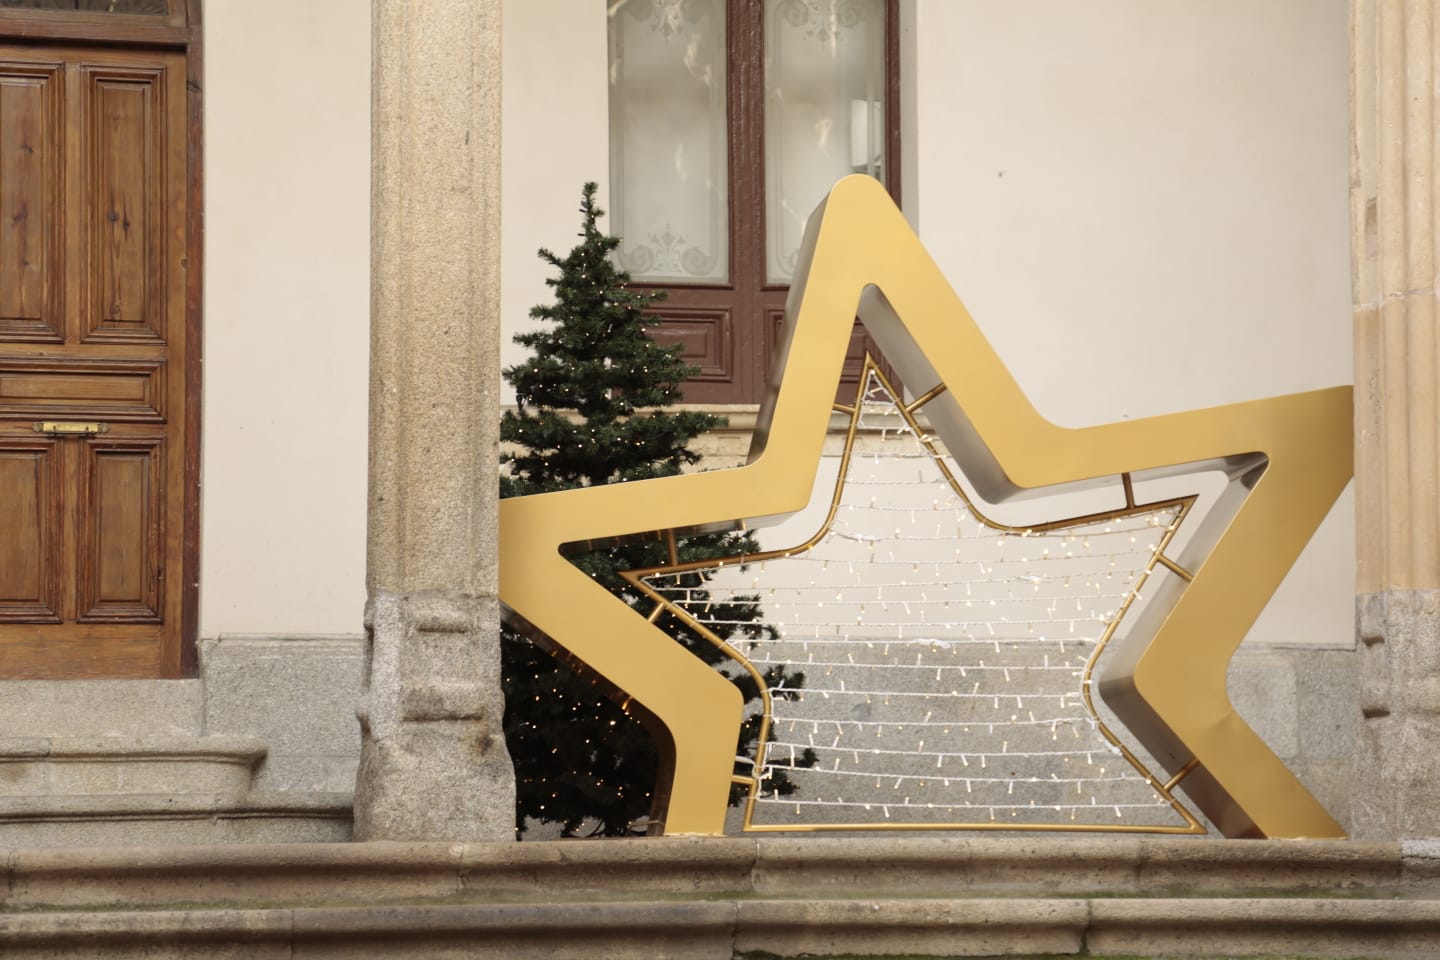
0, 736, 266, 800
0, 791, 352, 847
0, 680, 202, 738
0, 737, 353, 847
0, 837, 1435, 958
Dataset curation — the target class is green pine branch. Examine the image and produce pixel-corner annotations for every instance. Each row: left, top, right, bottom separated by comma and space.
500, 183, 813, 838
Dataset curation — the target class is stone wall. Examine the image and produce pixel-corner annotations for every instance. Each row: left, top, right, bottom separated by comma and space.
200, 637, 365, 796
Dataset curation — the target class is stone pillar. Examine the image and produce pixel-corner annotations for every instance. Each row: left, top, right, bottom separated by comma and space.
1352, 0, 1440, 839
354, 0, 515, 842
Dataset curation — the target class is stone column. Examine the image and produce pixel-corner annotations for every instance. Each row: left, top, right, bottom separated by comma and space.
354, 0, 515, 842
1352, 0, 1440, 839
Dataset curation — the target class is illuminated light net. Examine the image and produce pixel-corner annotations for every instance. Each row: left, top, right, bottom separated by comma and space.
636, 366, 1204, 832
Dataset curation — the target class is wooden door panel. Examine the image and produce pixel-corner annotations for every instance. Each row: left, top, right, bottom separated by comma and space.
0, 624, 160, 679
0, 356, 164, 420
0, 437, 60, 621
0, 59, 62, 342
82, 64, 167, 343
77, 437, 161, 621
649, 306, 733, 384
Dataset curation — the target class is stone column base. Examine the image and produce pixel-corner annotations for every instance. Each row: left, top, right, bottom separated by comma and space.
353, 593, 514, 842
1354, 590, 1440, 839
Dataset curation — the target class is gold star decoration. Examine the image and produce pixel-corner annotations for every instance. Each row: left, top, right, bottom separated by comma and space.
622, 361, 1208, 835
499, 175, 1351, 839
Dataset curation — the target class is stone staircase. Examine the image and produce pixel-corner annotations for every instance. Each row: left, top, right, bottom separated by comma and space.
0, 679, 351, 846
0, 836, 1437, 958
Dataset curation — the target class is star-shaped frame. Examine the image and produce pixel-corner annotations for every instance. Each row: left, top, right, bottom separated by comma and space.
623, 360, 1208, 834
499, 175, 1351, 839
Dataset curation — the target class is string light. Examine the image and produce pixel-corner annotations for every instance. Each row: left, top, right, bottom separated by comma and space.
644, 370, 1194, 831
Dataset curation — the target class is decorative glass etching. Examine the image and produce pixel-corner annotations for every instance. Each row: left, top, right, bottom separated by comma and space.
608, 0, 729, 284
765, 0, 884, 283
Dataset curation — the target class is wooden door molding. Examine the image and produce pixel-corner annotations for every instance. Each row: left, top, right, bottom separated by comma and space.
0, 0, 201, 679
179, 0, 201, 677
76, 435, 165, 623
0, 436, 62, 622
0, 1, 187, 48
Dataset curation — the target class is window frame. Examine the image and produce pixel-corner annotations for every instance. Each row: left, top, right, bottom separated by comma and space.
618, 0, 901, 406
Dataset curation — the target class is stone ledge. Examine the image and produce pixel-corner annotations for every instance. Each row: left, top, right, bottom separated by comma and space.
2, 897, 1440, 960
4, 838, 1440, 957
749, 835, 1405, 898
1087, 898, 1440, 957
0, 736, 267, 761
0, 737, 269, 801
733, 898, 1087, 957
0, 836, 1429, 911
0, 791, 351, 823
0, 793, 353, 848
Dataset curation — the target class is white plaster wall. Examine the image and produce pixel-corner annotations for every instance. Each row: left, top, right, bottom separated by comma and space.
499, 0, 610, 401
195, 1, 1350, 645
200, 0, 371, 637
202, 0, 607, 636
911, 0, 1349, 419
907, 0, 1352, 647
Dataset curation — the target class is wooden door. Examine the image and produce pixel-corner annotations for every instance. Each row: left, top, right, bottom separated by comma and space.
0, 44, 188, 678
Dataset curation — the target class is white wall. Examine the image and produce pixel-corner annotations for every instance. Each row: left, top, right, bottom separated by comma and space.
907, 0, 1352, 646
196, 1, 1352, 647
499, 0, 610, 399
200, 0, 610, 637
200, 0, 371, 637
199, 0, 610, 636
911, 0, 1350, 420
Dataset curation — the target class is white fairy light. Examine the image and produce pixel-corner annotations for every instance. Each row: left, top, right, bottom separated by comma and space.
643, 371, 1191, 831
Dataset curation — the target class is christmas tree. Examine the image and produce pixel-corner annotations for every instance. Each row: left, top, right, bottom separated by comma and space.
500, 184, 809, 837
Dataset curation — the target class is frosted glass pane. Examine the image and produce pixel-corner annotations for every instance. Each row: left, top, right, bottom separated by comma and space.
765, 0, 884, 283
609, 0, 728, 284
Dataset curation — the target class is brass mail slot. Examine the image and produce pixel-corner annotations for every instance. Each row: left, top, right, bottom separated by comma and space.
33, 421, 110, 436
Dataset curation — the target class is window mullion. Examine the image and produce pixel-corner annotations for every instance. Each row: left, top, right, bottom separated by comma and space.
728, 0, 766, 401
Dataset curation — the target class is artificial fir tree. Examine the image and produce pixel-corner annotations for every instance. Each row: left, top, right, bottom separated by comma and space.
500, 183, 810, 837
